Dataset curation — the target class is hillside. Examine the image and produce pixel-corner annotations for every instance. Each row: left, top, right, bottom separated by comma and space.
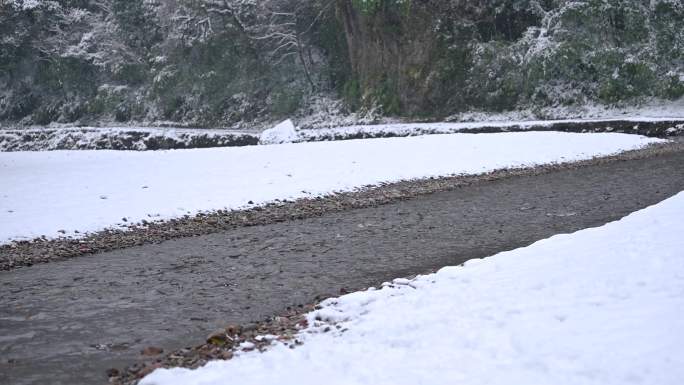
1, 0, 682, 128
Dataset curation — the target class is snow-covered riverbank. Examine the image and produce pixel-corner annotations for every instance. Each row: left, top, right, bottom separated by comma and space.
142, 190, 684, 385
0, 132, 662, 244
1, 117, 682, 151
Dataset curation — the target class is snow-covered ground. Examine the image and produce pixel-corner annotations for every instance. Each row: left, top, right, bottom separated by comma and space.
0, 132, 662, 244
296, 116, 684, 142
295, 96, 684, 130
2, 114, 682, 152
447, 98, 684, 124
142, 191, 684, 385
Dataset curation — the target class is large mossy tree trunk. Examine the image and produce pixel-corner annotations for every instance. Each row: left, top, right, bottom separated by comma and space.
336, 0, 442, 116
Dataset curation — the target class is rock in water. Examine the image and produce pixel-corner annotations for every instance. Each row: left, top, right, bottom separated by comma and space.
259, 119, 299, 145
206, 329, 229, 346
140, 346, 164, 356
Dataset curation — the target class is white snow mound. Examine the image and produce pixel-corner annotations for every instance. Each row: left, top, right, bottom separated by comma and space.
260, 119, 299, 145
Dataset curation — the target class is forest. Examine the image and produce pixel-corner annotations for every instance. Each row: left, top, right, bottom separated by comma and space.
1, 0, 682, 127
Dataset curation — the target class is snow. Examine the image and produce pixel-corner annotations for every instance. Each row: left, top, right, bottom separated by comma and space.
297, 116, 683, 142
296, 97, 684, 131
0, 126, 258, 152
7, 0, 42, 10
259, 119, 299, 144
450, 98, 684, 124
141, 191, 684, 385
2, 114, 681, 152
0, 132, 663, 244
666, 124, 684, 135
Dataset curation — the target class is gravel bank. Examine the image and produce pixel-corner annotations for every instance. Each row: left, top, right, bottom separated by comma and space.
110, 304, 318, 385
2, 139, 683, 271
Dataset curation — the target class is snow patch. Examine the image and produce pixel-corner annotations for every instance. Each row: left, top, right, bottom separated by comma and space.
666, 124, 684, 135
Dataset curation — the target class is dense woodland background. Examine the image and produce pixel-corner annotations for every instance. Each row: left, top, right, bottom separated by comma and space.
1, 0, 683, 127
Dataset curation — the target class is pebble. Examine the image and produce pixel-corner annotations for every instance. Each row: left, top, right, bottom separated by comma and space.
111, 303, 317, 385
140, 346, 164, 356
206, 330, 229, 346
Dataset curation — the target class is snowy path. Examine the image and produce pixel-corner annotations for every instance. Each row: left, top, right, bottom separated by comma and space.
142, 190, 684, 385
0, 132, 662, 244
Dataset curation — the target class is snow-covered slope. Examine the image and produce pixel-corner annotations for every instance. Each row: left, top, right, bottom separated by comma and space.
142, 191, 684, 385
0, 132, 662, 244
297, 117, 684, 142
0, 127, 259, 151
